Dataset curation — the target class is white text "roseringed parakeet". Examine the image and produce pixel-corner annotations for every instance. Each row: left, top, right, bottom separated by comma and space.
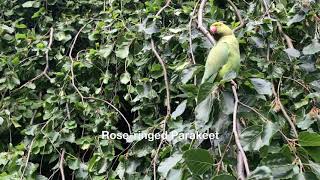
201, 22, 240, 84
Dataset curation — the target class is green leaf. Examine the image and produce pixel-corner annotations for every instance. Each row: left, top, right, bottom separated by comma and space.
287, 13, 305, 26
303, 39, 320, 55
22, 1, 35, 8
284, 48, 301, 58
171, 100, 187, 119
250, 78, 273, 96
67, 157, 81, 170
248, 166, 272, 180
308, 161, 320, 178
197, 82, 216, 103
240, 121, 277, 151
116, 45, 130, 59
55, 31, 72, 42
98, 44, 114, 58
292, 172, 318, 180
299, 132, 320, 146
120, 72, 131, 84
158, 153, 182, 177
304, 147, 320, 162
1, 25, 14, 34
183, 148, 214, 175
195, 94, 214, 127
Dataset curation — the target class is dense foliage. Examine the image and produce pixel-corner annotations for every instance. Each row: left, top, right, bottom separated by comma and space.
0, 0, 320, 179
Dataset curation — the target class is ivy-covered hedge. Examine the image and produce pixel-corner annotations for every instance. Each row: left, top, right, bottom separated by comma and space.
0, 0, 320, 179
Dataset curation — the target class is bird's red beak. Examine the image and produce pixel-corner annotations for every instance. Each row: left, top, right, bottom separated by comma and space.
210, 26, 217, 34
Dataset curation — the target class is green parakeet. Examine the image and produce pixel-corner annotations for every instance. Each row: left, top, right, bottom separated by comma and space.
201, 22, 240, 84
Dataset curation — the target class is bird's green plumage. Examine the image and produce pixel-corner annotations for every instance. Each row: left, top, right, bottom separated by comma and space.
201, 22, 240, 84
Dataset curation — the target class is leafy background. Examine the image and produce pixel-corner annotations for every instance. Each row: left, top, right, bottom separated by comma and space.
0, 0, 320, 179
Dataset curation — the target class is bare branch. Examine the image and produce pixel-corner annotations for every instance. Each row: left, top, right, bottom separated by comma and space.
69, 20, 93, 102
20, 139, 35, 180
59, 149, 66, 180
150, 1, 172, 179
272, 84, 298, 138
155, 0, 171, 17
188, 0, 200, 65
216, 134, 233, 174
228, 0, 245, 32
150, 39, 171, 180
277, 22, 294, 48
16, 28, 54, 90
197, 0, 215, 45
231, 80, 250, 177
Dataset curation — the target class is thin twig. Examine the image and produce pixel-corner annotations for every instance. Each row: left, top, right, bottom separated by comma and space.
155, 0, 171, 17
277, 22, 294, 48
228, 0, 245, 32
197, 0, 215, 45
84, 97, 132, 134
150, 1, 172, 178
262, 0, 271, 18
272, 84, 298, 138
16, 28, 54, 90
231, 80, 250, 177
216, 134, 233, 174
188, 0, 200, 65
69, 20, 94, 102
150, 38, 171, 180
59, 149, 66, 180
20, 139, 35, 180
282, 76, 311, 93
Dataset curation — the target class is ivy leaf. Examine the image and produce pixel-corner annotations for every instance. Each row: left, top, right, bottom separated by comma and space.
171, 100, 187, 119
288, 14, 305, 26
299, 132, 320, 146
240, 121, 277, 151
120, 72, 131, 84
158, 153, 182, 177
98, 44, 114, 58
303, 39, 320, 55
292, 172, 318, 180
248, 166, 272, 180
250, 78, 273, 96
183, 149, 214, 175
116, 45, 130, 59
22, 1, 35, 8
284, 48, 301, 58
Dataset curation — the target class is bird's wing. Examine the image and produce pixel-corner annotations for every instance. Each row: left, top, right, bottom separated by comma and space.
201, 42, 229, 84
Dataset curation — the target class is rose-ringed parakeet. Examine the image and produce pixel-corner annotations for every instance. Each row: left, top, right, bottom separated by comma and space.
201, 22, 240, 84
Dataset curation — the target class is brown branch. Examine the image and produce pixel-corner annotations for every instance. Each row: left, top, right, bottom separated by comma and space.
16, 28, 54, 91
231, 80, 250, 177
188, 0, 200, 65
216, 134, 233, 174
197, 0, 215, 45
150, 38, 171, 180
272, 84, 298, 138
277, 22, 294, 48
69, 20, 93, 102
150, 2, 172, 178
282, 76, 311, 93
59, 149, 66, 180
155, 0, 171, 17
20, 139, 35, 180
260, 0, 293, 49
228, 0, 245, 32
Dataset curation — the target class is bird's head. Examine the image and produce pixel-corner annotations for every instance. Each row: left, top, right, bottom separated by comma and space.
209, 22, 233, 40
